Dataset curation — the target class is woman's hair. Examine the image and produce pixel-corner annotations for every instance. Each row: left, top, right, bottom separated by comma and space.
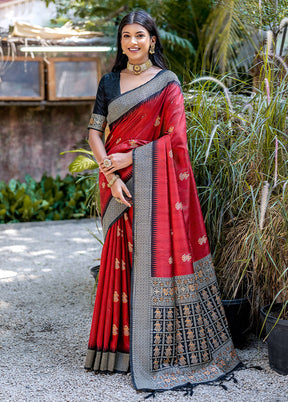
112, 10, 167, 72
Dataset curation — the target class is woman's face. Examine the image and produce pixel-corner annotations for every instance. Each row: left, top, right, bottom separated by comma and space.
121, 23, 155, 65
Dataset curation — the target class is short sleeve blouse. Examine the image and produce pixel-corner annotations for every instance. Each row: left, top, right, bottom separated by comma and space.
87, 72, 120, 133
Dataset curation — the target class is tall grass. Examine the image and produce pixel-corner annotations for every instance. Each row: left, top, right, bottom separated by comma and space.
185, 70, 288, 322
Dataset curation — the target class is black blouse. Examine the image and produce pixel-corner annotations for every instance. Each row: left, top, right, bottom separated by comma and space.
87, 71, 120, 133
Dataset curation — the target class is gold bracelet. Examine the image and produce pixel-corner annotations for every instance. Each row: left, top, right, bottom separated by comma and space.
107, 174, 119, 188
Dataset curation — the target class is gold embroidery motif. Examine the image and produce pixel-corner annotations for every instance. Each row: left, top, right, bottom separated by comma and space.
154, 333, 161, 344
191, 353, 198, 364
179, 171, 189, 181
123, 325, 129, 337
165, 346, 172, 357
116, 138, 122, 144
182, 254, 192, 262
183, 305, 190, 316
122, 292, 128, 303
189, 341, 196, 352
112, 324, 118, 336
154, 321, 161, 332
154, 116, 161, 126
166, 321, 173, 332
113, 291, 119, 302
168, 126, 174, 133
121, 260, 126, 271
175, 201, 183, 210
166, 334, 173, 344
187, 329, 194, 340
102, 182, 106, 188
198, 235, 208, 245
177, 343, 184, 354
153, 360, 159, 370
128, 242, 133, 252
115, 258, 120, 270
169, 150, 173, 158
179, 356, 187, 366
155, 308, 162, 319
168, 256, 173, 264
117, 226, 123, 237
129, 139, 138, 148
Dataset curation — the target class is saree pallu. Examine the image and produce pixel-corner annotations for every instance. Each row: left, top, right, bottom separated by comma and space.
85, 70, 240, 391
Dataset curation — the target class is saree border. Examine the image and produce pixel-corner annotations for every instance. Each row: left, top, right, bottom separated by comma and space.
131, 142, 240, 391
107, 70, 180, 126
102, 177, 133, 240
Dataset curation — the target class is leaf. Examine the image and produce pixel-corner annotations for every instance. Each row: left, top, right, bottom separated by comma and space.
60, 148, 95, 156
8, 179, 18, 194
159, 29, 196, 54
68, 155, 98, 173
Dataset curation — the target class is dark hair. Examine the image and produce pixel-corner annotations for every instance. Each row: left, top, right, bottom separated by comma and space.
112, 10, 167, 72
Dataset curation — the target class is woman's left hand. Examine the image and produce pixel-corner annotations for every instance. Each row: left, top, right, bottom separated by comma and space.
100, 151, 133, 174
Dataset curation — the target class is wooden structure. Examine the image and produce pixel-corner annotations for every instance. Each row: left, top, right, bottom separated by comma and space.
46, 57, 101, 101
0, 56, 44, 100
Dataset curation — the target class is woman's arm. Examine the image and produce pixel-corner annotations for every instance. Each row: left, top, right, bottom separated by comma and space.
88, 129, 132, 207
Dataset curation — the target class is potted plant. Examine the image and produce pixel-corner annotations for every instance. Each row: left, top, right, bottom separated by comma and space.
261, 300, 288, 375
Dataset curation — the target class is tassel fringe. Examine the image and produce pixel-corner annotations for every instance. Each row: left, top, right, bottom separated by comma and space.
144, 362, 263, 399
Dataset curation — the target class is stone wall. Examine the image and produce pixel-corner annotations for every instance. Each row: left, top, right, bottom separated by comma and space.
0, 102, 93, 182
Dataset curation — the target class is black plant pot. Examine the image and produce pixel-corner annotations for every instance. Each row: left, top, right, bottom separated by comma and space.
222, 297, 251, 348
90, 265, 100, 281
261, 303, 288, 375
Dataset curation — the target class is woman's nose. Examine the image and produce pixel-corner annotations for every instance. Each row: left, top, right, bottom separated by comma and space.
131, 36, 137, 44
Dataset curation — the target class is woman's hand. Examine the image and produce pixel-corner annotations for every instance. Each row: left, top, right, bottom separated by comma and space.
110, 177, 132, 208
100, 151, 133, 174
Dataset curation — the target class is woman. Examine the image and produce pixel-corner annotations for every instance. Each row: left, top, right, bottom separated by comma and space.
85, 10, 240, 393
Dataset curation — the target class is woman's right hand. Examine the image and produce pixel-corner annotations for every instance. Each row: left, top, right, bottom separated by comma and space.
111, 177, 132, 208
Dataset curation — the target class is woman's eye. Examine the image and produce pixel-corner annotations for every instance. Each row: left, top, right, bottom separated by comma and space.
123, 34, 130, 38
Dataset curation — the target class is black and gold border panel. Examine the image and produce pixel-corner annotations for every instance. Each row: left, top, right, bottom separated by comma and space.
87, 113, 107, 132
131, 142, 240, 391
107, 70, 180, 126
102, 177, 133, 240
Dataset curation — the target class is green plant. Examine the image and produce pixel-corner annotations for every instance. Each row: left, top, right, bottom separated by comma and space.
46, 0, 214, 78
199, 0, 288, 77
184, 67, 288, 323
0, 174, 94, 223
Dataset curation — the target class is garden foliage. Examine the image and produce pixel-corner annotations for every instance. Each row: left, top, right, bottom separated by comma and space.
0, 174, 93, 223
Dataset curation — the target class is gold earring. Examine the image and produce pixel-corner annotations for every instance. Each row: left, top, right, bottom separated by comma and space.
149, 43, 155, 54
122, 49, 125, 54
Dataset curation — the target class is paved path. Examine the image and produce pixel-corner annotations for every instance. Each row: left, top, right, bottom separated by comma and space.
0, 220, 287, 401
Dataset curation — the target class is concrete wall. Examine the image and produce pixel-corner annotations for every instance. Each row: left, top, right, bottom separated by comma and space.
0, 102, 93, 182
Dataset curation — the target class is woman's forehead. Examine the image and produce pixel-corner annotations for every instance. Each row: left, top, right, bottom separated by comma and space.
122, 23, 148, 34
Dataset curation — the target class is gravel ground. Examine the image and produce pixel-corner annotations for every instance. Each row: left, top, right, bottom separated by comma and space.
0, 219, 287, 402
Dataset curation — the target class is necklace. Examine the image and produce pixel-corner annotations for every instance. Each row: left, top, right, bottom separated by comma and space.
127, 59, 153, 75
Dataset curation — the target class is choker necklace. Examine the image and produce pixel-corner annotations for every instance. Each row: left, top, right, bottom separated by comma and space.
127, 59, 153, 75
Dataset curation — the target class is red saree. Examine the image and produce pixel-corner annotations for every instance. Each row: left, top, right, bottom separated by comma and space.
85, 70, 240, 391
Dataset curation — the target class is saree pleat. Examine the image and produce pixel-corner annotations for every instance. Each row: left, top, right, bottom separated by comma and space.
85, 208, 132, 372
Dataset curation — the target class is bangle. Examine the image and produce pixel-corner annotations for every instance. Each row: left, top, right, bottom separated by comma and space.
107, 174, 119, 188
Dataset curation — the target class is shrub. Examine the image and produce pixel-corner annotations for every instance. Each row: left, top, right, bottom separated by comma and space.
0, 174, 94, 224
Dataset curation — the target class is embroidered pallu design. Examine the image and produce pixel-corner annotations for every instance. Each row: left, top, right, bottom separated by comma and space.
131, 118, 240, 391
151, 257, 231, 373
